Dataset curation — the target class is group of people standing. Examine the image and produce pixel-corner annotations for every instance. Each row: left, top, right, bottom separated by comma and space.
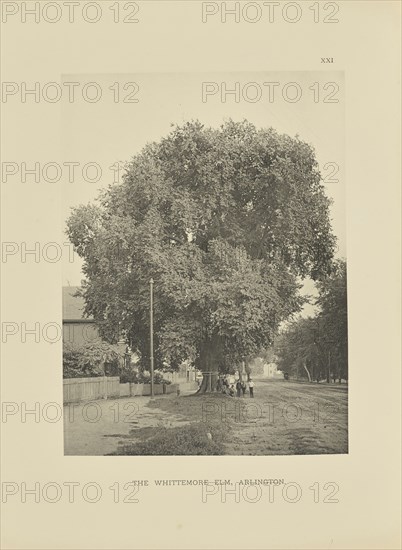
217, 373, 255, 398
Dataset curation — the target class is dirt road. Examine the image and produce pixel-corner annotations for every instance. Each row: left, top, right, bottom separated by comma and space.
222, 379, 348, 455
63, 395, 190, 455
64, 379, 348, 455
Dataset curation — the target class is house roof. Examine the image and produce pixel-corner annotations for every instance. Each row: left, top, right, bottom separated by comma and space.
63, 286, 94, 322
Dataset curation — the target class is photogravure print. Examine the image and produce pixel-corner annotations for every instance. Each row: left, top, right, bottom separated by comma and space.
51, 71, 347, 457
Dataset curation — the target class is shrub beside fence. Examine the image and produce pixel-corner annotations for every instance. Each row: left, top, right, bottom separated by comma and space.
118, 383, 165, 397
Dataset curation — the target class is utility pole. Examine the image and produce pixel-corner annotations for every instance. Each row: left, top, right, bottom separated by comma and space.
327, 348, 331, 384
102, 356, 107, 400
150, 278, 154, 398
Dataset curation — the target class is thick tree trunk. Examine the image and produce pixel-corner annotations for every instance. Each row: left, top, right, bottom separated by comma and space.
198, 371, 219, 393
197, 335, 221, 394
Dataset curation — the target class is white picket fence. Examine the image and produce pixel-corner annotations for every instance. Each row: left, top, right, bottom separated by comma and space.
63, 377, 193, 403
63, 377, 120, 403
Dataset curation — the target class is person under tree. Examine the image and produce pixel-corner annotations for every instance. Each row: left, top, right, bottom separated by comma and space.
248, 378, 255, 398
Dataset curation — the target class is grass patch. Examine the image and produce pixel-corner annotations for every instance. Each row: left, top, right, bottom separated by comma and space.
113, 421, 229, 455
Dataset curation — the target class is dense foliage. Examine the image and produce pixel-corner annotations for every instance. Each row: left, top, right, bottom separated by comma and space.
66, 120, 336, 378
119, 368, 171, 385
275, 260, 348, 382
63, 341, 123, 378
63, 342, 172, 384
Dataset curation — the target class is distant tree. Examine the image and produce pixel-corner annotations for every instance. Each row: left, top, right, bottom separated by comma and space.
276, 260, 348, 383
275, 317, 322, 381
66, 120, 336, 391
316, 259, 348, 381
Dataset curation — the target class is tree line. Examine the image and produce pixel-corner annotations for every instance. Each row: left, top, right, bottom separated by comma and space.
275, 260, 348, 383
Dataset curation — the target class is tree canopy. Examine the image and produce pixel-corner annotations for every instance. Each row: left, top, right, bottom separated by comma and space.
66, 120, 336, 377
